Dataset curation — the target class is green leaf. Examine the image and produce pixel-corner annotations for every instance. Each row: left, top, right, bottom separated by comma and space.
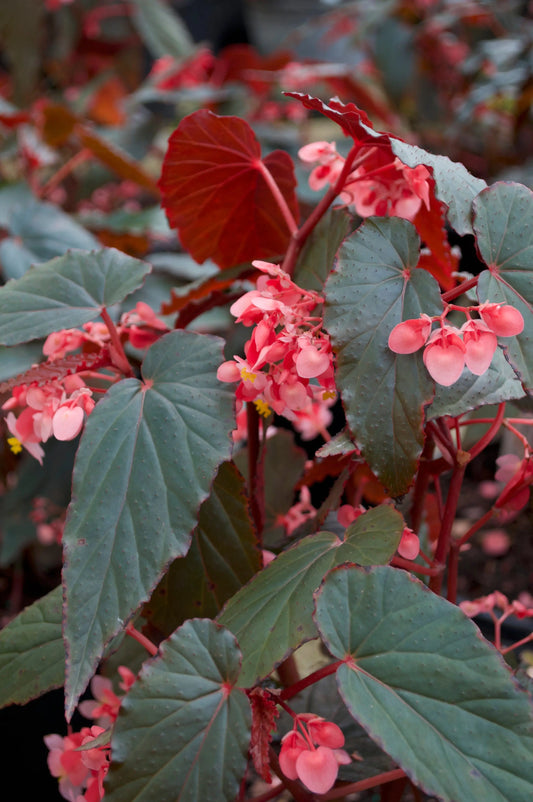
294, 208, 354, 291
427, 347, 525, 419
0, 198, 98, 279
473, 182, 533, 305
324, 217, 442, 495
218, 506, 403, 687
0, 586, 64, 708
391, 139, 487, 235
106, 619, 251, 802
129, 0, 195, 59
63, 330, 235, 718
0, 342, 43, 381
474, 182, 533, 393
0, 248, 151, 345
315, 565, 533, 802
143, 461, 260, 638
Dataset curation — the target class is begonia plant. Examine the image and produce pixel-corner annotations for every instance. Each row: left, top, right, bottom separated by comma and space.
0, 2, 532, 801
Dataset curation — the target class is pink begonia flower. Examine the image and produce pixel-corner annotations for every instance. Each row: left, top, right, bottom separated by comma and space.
296, 747, 340, 794
481, 529, 511, 557
423, 326, 466, 386
337, 504, 365, 528
479, 302, 524, 337
53, 405, 85, 441
299, 141, 431, 221
279, 715, 350, 795
5, 411, 45, 464
78, 666, 136, 727
388, 315, 433, 354
461, 318, 497, 375
398, 527, 420, 560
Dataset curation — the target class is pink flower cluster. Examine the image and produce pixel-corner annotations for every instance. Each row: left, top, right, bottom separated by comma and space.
460, 591, 533, 621
298, 140, 431, 221
3, 375, 95, 464
388, 302, 524, 386
217, 260, 336, 433
279, 714, 351, 794
44, 666, 135, 802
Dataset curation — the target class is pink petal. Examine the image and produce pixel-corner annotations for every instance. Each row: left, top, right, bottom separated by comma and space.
423, 341, 465, 386
52, 406, 84, 441
388, 317, 432, 354
480, 303, 524, 337
296, 746, 339, 794
295, 346, 330, 379
398, 528, 420, 560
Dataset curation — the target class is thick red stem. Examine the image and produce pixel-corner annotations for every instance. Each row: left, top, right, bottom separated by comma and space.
126, 623, 158, 656
100, 307, 133, 377
321, 769, 406, 800
429, 463, 467, 594
278, 661, 342, 701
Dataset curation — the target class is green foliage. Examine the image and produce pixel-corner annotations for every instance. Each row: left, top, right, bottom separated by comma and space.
63, 330, 235, 717
316, 565, 533, 802
325, 217, 442, 495
219, 506, 404, 687
106, 619, 251, 802
0, 248, 150, 345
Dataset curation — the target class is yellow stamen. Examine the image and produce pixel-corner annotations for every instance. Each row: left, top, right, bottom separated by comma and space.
240, 367, 257, 382
7, 436, 23, 455
254, 399, 272, 417
322, 390, 336, 400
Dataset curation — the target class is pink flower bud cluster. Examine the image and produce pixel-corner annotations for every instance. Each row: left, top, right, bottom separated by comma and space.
44, 666, 135, 802
2, 375, 95, 465
217, 260, 336, 430
460, 591, 533, 621
298, 140, 431, 221
279, 714, 351, 794
388, 302, 524, 386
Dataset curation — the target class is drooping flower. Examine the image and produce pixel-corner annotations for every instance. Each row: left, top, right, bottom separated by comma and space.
388, 315, 432, 354
422, 325, 466, 386
461, 318, 497, 375
479, 302, 524, 337
279, 714, 351, 795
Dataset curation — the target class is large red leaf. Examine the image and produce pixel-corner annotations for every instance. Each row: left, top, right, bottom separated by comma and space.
284, 92, 391, 145
159, 110, 299, 268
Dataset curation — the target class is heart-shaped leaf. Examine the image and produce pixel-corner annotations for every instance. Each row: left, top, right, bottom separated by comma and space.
218, 506, 403, 687
105, 619, 251, 802
315, 565, 533, 802
474, 182, 533, 393
159, 110, 299, 268
63, 330, 234, 718
0, 248, 151, 345
324, 217, 442, 495
0, 586, 64, 708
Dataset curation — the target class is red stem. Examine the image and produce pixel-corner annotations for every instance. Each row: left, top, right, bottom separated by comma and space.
255, 160, 299, 236
321, 769, 406, 800
278, 661, 342, 701
468, 403, 505, 460
126, 623, 158, 656
441, 275, 479, 303
429, 462, 467, 594
456, 507, 494, 548
501, 632, 533, 656
390, 556, 442, 577
281, 143, 364, 275
447, 543, 459, 603
410, 432, 435, 532
247, 403, 264, 540
100, 307, 134, 377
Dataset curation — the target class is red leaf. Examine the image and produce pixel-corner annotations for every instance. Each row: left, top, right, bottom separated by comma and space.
412, 190, 458, 290
284, 92, 391, 145
158, 110, 299, 269
0, 352, 109, 395
248, 688, 279, 783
